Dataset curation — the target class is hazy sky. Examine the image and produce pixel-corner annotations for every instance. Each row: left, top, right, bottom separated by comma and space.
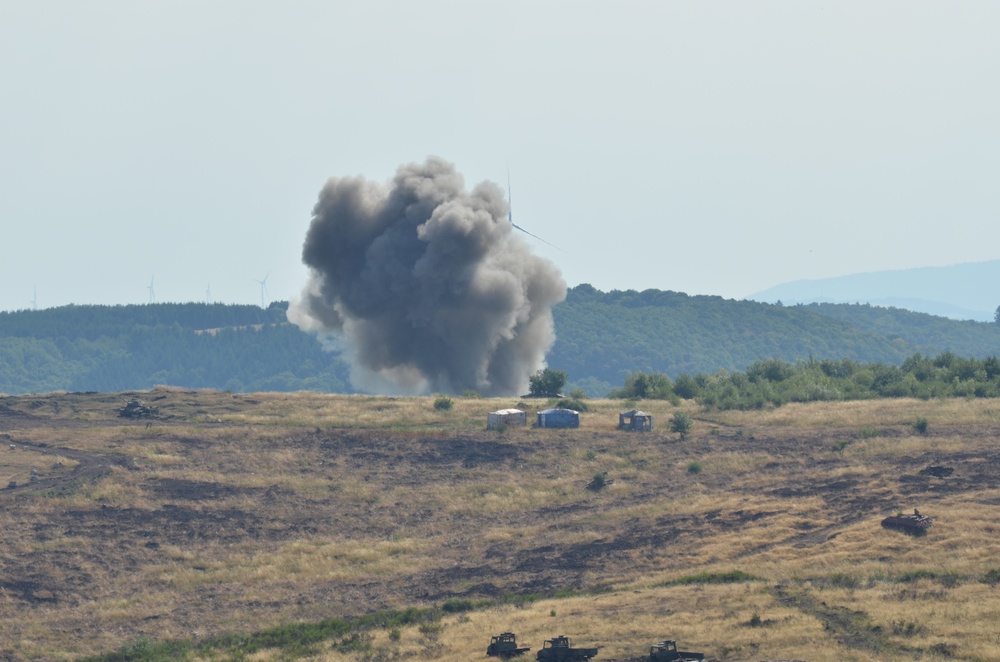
2, 1, 998, 313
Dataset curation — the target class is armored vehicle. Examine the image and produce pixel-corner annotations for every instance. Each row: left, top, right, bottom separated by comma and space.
536, 635, 598, 661
649, 639, 705, 661
881, 509, 932, 535
118, 398, 158, 419
487, 632, 530, 658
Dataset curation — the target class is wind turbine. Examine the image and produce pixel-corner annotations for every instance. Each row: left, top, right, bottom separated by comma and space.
31, 287, 37, 311
147, 276, 156, 304
506, 164, 562, 251
206, 283, 212, 304
254, 273, 269, 308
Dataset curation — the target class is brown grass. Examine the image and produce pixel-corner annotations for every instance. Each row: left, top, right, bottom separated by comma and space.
2, 390, 1000, 660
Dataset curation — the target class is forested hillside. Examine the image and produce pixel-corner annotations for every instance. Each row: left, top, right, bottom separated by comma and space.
2, 289, 999, 396
0, 303, 351, 394
549, 285, 1000, 395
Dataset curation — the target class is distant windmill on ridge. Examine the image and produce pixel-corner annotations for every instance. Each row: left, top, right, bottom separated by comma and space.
31, 287, 37, 311
147, 276, 156, 304
254, 273, 269, 308
506, 164, 562, 251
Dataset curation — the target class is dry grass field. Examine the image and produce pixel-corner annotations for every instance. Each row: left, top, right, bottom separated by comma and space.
2, 389, 1000, 661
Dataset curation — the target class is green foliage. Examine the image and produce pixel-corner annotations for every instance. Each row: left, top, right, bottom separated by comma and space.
587, 472, 607, 491
647, 352, 1000, 411
913, 417, 929, 434
608, 371, 674, 400
555, 397, 589, 412
85, 608, 432, 661
433, 395, 453, 411
528, 368, 567, 397
550, 285, 1000, 397
686, 460, 702, 474
670, 412, 693, 438
982, 569, 1000, 585
0, 303, 350, 395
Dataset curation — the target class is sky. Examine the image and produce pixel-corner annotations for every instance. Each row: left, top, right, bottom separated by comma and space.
2, 1, 998, 313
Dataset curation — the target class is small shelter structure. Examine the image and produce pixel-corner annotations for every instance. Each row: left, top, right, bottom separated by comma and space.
619, 409, 653, 431
487, 408, 527, 430
536, 408, 580, 428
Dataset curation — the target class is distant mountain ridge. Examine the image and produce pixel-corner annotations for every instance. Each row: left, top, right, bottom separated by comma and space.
747, 259, 1000, 322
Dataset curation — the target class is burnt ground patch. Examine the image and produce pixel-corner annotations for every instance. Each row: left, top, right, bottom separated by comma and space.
146, 477, 249, 501
319, 432, 523, 468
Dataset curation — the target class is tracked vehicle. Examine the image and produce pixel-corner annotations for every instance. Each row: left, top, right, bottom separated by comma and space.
487, 632, 530, 658
118, 398, 158, 419
881, 510, 932, 535
536, 635, 598, 661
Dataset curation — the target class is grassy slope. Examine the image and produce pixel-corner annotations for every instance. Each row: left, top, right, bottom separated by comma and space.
1, 390, 1000, 660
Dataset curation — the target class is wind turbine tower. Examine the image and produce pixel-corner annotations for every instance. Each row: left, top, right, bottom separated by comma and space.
255, 273, 269, 308
147, 276, 156, 304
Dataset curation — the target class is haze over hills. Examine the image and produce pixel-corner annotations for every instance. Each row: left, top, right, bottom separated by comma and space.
747, 259, 1000, 322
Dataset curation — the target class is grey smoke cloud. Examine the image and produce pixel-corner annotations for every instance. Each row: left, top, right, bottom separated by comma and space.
288, 157, 567, 396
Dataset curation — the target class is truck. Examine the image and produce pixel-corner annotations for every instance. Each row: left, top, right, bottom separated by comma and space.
487, 632, 530, 658
536, 635, 599, 661
649, 639, 705, 661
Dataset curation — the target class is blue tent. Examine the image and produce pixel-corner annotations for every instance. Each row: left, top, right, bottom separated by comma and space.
536, 408, 580, 428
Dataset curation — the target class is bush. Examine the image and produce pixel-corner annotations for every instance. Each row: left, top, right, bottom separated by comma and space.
433, 396, 453, 411
913, 417, 929, 434
670, 412, 693, 438
556, 397, 589, 412
687, 460, 702, 474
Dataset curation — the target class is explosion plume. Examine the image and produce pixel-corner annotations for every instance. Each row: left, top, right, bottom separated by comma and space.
288, 157, 567, 395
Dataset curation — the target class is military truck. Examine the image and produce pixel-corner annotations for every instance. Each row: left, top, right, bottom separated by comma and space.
487, 632, 530, 658
536, 635, 598, 661
649, 639, 704, 661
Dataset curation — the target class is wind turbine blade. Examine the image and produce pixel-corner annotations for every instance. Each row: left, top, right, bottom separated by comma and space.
505, 164, 564, 252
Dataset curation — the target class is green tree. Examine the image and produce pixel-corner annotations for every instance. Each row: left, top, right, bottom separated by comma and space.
670, 411, 693, 439
528, 368, 567, 397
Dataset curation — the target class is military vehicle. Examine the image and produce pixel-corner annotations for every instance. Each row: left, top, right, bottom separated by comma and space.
487, 632, 530, 658
536, 635, 598, 661
118, 398, 158, 419
649, 639, 705, 661
881, 509, 932, 535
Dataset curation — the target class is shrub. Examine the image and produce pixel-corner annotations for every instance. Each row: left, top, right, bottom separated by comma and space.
670, 412, 693, 438
687, 460, 702, 474
587, 472, 607, 491
556, 397, 589, 412
982, 569, 1000, 585
913, 417, 929, 434
433, 396, 453, 411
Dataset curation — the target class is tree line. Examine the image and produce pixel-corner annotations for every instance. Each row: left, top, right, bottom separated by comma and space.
608, 353, 1000, 410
